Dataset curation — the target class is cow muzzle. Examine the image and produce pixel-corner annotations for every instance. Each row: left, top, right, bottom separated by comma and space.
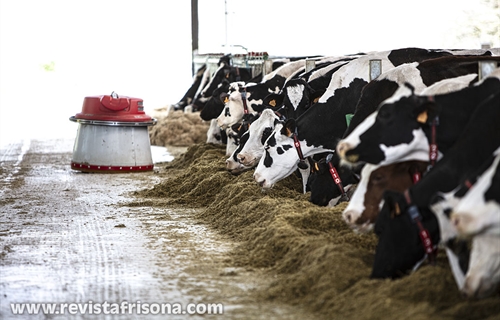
337, 141, 359, 163
237, 153, 256, 167
253, 173, 273, 189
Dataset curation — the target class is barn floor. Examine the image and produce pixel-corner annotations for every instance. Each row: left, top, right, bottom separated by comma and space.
0, 138, 316, 319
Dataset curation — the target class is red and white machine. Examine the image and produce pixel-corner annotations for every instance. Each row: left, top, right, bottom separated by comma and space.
69, 92, 157, 173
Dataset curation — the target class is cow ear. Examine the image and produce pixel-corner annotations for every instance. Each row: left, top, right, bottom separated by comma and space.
307, 157, 319, 173
220, 92, 230, 104
310, 89, 326, 105
264, 93, 283, 109
281, 119, 296, 137
383, 190, 406, 218
413, 98, 440, 125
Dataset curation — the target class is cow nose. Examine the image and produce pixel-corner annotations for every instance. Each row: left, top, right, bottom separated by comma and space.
342, 209, 359, 225
337, 141, 352, 159
343, 211, 353, 224
254, 172, 265, 187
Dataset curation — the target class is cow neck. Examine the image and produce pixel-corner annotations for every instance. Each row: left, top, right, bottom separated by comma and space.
240, 86, 250, 114
326, 153, 349, 201
403, 189, 437, 265
292, 128, 308, 169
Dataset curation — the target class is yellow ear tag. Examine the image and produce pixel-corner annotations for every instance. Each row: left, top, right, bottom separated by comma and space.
394, 203, 401, 216
285, 128, 292, 137
313, 97, 320, 104
417, 111, 428, 124
314, 163, 320, 171
269, 99, 276, 107
224, 97, 229, 104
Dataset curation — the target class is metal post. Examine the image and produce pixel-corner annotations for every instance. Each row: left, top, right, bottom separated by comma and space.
478, 61, 498, 81
191, 0, 199, 76
305, 59, 316, 73
263, 60, 273, 76
369, 59, 382, 81
481, 43, 491, 49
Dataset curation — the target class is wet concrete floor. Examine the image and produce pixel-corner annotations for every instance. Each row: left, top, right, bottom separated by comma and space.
0, 138, 315, 319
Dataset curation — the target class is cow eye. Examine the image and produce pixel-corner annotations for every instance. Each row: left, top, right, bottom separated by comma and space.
372, 173, 384, 184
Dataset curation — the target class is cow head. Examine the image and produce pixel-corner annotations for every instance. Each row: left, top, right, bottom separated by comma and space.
370, 189, 440, 279
450, 153, 500, 237
429, 160, 500, 299
217, 83, 260, 129
237, 109, 281, 168
199, 80, 231, 121
343, 160, 428, 233
462, 234, 500, 299
226, 130, 253, 175
307, 152, 359, 207
337, 88, 441, 167
253, 119, 319, 189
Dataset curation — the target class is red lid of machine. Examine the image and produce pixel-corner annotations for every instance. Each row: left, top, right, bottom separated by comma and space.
74, 92, 152, 122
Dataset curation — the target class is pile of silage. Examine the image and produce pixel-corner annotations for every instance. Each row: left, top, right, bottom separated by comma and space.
136, 143, 500, 320
148, 107, 210, 147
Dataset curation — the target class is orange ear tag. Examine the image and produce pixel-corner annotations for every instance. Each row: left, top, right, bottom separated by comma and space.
285, 128, 292, 137
224, 97, 229, 104
417, 111, 428, 124
269, 99, 276, 107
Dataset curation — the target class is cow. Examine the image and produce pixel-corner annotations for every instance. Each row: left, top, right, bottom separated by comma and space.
225, 130, 254, 175
216, 59, 309, 129
449, 150, 500, 237
343, 160, 429, 232
223, 113, 259, 157
336, 62, 500, 167
341, 54, 499, 139
189, 55, 255, 113
369, 87, 500, 279
306, 152, 360, 206
206, 119, 227, 145
430, 147, 500, 298
341, 72, 480, 232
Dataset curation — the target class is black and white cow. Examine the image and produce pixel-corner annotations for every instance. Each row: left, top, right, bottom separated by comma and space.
368, 82, 500, 279
189, 55, 255, 113
342, 53, 500, 139
307, 152, 360, 206
216, 59, 310, 129
200, 58, 291, 121
337, 63, 500, 167
430, 146, 500, 298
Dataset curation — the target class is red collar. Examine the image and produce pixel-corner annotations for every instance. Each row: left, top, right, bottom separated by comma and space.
291, 130, 308, 169
326, 154, 349, 201
403, 189, 437, 265
240, 87, 249, 114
